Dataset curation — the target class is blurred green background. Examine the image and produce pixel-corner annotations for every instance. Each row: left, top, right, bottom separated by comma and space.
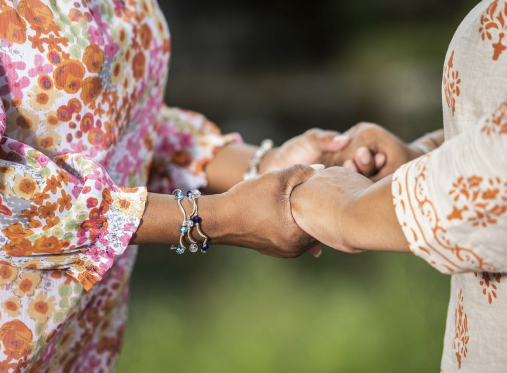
118, 1, 479, 372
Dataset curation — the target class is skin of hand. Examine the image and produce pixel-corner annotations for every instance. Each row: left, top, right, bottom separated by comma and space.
290, 167, 410, 254
217, 164, 323, 257
260, 129, 350, 174
206, 129, 350, 194
321, 123, 423, 182
134, 164, 323, 258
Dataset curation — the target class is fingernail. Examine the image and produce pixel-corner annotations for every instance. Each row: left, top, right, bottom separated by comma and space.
343, 160, 355, 171
308, 245, 322, 258
375, 153, 386, 168
333, 135, 350, 145
358, 147, 372, 165
309, 164, 325, 171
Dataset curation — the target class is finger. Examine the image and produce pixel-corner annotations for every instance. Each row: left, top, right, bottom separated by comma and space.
309, 164, 325, 171
305, 129, 351, 152
280, 164, 320, 190
331, 135, 351, 151
308, 244, 322, 258
343, 159, 358, 173
370, 167, 393, 182
353, 147, 377, 177
375, 153, 387, 169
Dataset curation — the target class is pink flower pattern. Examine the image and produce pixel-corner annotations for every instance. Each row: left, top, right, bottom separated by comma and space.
0, 52, 26, 80
27, 55, 54, 77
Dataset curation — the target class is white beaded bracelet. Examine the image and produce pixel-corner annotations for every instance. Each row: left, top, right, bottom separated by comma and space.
243, 139, 274, 180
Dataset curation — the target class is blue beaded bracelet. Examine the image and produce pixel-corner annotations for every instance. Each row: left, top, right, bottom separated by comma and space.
187, 189, 210, 253
171, 189, 209, 254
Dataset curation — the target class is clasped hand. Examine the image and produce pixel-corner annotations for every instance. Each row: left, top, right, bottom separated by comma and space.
227, 122, 417, 258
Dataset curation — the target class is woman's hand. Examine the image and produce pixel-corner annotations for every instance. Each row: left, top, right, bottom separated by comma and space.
136, 164, 322, 257
291, 167, 373, 254
260, 129, 350, 173
214, 164, 323, 258
321, 123, 422, 181
291, 167, 410, 254
205, 129, 349, 194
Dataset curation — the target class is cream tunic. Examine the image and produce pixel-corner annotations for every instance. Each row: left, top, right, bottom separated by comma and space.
393, 1, 507, 371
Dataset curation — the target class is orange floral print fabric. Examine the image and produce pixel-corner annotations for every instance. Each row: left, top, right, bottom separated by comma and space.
0, 0, 240, 371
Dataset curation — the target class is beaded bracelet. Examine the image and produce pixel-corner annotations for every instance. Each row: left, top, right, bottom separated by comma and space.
411, 142, 433, 155
425, 133, 441, 149
187, 189, 210, 253
172, 189, 209, 254
173, 189, 189, 254
243, 139, 274, 180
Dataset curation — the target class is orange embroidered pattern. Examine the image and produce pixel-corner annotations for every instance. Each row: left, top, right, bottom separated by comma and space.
481, 101, 507, 135
443, 51, 461, 116
448, 176, 507, 227
475, 272, 502, 304
479, 0, 507, 60
453, 289, 469, 370
409, 156, 489, 272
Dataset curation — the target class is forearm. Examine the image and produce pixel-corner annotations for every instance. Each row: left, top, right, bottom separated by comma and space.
291, 168, 410, 254
411, 129, 445, 153
343, 176, 410, 253
132, 164, 319, 258
132, 193, 230, 245
204, 143, 257, 194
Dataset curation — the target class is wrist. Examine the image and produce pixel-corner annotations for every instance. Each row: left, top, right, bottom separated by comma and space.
341, 187, 370, 253
257, 147, 280, 174
407, 143, 427, 158
342, 176, 410, 253
409, 135, 442, 159
244, 139, 275, 178
197, 193, 235, 245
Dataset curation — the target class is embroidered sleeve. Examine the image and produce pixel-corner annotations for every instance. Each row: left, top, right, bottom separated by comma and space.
147, 105, 243, 193
0, 102, 147, 291
392, 102, 507, 274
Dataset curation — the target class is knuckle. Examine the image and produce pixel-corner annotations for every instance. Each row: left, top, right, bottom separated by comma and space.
283, 164, 307, 184
304, 128, 321, 138
355, 122, 366, 130
291, 163, 308, 174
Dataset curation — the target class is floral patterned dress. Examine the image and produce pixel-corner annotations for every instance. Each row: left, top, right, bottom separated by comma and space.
0, 0, 239, 371
393, 1, 507, 371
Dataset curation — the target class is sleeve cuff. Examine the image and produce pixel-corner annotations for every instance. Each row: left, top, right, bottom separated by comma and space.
65, 186, 147, 291
392, 155, 491, 274
148, 107, 243, 194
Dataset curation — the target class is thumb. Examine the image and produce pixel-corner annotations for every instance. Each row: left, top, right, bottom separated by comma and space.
280, 164, 324, 191
305, 129, 351, 152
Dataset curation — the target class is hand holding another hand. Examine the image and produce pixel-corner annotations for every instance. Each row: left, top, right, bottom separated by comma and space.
321, 123, 422, 181
259, 123, 427, 182
216, 164, 323, 258
291, 167, 373, 254
290, 167, 410, 255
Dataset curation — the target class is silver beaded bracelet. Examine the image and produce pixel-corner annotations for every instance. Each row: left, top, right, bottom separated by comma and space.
243, 139, 274, 180
171, 189, 209, 254
410, 142, 433, 155
187, 189, 209, 253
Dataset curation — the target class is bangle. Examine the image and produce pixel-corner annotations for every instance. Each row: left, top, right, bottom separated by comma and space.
173, 189, 189, 254
243, 139, 274, 180
410, 143, 433, 155
425, 133, 441, 149
172, 189, 209, 254
187, 189, 210, 253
